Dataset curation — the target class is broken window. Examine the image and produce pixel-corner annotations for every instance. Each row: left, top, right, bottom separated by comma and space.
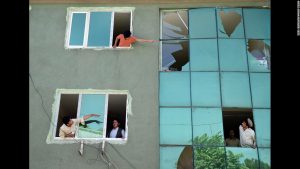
47, 89, 131, 144
217, 8, 244, 38
222, 108, 255, 147
65, 7, 133, 49
247, 39, 271, 71
161, 40, 189, 71
162, 10, 188, 39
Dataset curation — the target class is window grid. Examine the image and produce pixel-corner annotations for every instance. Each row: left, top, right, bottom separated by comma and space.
159, 7, 270, 169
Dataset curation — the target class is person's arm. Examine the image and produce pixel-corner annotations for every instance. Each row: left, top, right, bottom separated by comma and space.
136, 38, 157, 43
113, 36, 120, 48
83, 114, 100, 121
59, 129, 65, 138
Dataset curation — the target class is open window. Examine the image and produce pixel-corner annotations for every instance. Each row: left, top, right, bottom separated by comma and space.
222, 108, 255, 147
65, 7, 134, 49
47, 89, 131, 144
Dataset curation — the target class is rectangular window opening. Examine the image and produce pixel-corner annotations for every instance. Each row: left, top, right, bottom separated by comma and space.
112, 12, 131, 47
48, 89, 131, 144
222, 108, 255, 148
65, 8, 134, 49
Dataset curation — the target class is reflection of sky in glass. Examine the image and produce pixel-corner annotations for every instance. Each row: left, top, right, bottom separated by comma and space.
160, 108, 192, 145
78, 94, 105, 138
226, 147, 258, 164
160, 146, 185, 169
162, 11, 188, 39
258, 148, 270, 165
253, 109, 270, 146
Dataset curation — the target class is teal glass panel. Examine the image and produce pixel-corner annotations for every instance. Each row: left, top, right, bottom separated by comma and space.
247, 39, 271, 72
78, 94, 106, 138
160, 146, 189, 169
192, 108, 224, 146
160, 108, 191, 125
253, 109, 270, 147
190, 39, 218, 71
162, 10, 189, 40
160, 72, 191, 106
258, 148, 271, 169
161, 40, 189, 71
194, 146, 226, 169
191, 72, 221, 106
221, 72, 251, 107
243, 9, 270, 39
189, 8, 217, 38
160, 108, 192, 145
69, 13, 86, 46
226, 147, 259, 169
216, 8, 244, 38
250, 73, 270, 108
88, 12, 112, 47
219, 39, 248, 71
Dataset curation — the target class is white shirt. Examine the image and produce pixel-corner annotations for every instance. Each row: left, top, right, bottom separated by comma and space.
59, 118, 85, 138
239, 125, 256, 148
109, 127, 125, 138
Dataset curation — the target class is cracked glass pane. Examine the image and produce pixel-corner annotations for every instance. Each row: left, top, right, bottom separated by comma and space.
248, 39, 271, 71
161, 40, 189, 71
162, 10, 188, 39
217, 8, 244, 38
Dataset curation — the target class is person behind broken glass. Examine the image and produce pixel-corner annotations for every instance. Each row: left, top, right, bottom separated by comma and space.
113, 30, 156, 48
225, 129, 240, 147
59, 114, 100, 138
239, 118, 256, 148
107, 119, 125, 138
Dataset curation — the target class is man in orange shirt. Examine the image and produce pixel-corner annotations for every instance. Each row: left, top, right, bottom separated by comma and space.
113, 30, 156, 48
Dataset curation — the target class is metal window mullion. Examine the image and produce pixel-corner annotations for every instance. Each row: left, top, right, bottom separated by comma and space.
83, 12, 90, 48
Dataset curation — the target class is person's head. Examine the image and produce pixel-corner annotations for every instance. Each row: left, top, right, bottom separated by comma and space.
123, 30, 131, 38
229, 130, 235, 138
242, 119, 249, 130
112, 119, 120, 129
63, 116, 73, 127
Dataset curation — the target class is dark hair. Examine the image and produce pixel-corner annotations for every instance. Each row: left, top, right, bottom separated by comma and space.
123, 30, 131, 38
113, 119, 121, 125
242, 118, 249, 127
63, 116, 71, 125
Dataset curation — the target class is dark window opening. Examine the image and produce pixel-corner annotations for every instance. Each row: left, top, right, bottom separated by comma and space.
112, 12, 131, 46
55, 94, 79, 137
162, 40, 189, 71
222, 108, 254, 147
106, 94, 127, 138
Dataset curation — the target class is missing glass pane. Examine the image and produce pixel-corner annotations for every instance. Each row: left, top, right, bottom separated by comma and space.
219, 10, 242, 37
112, 12, 131, 46
161, 40, 189, 71
222, 109, 255, 148
247, 40, 271, 70
106, 94, 127, 138
55, 94, 79, 137
177, 145, 193, 169
162, 10, 188, 39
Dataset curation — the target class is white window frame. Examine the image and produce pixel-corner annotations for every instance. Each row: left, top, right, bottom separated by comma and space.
65, 7, 135, 50
46, 89, 132, 144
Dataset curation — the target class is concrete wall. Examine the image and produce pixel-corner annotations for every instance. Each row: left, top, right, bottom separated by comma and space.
29, 3, 268, 169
